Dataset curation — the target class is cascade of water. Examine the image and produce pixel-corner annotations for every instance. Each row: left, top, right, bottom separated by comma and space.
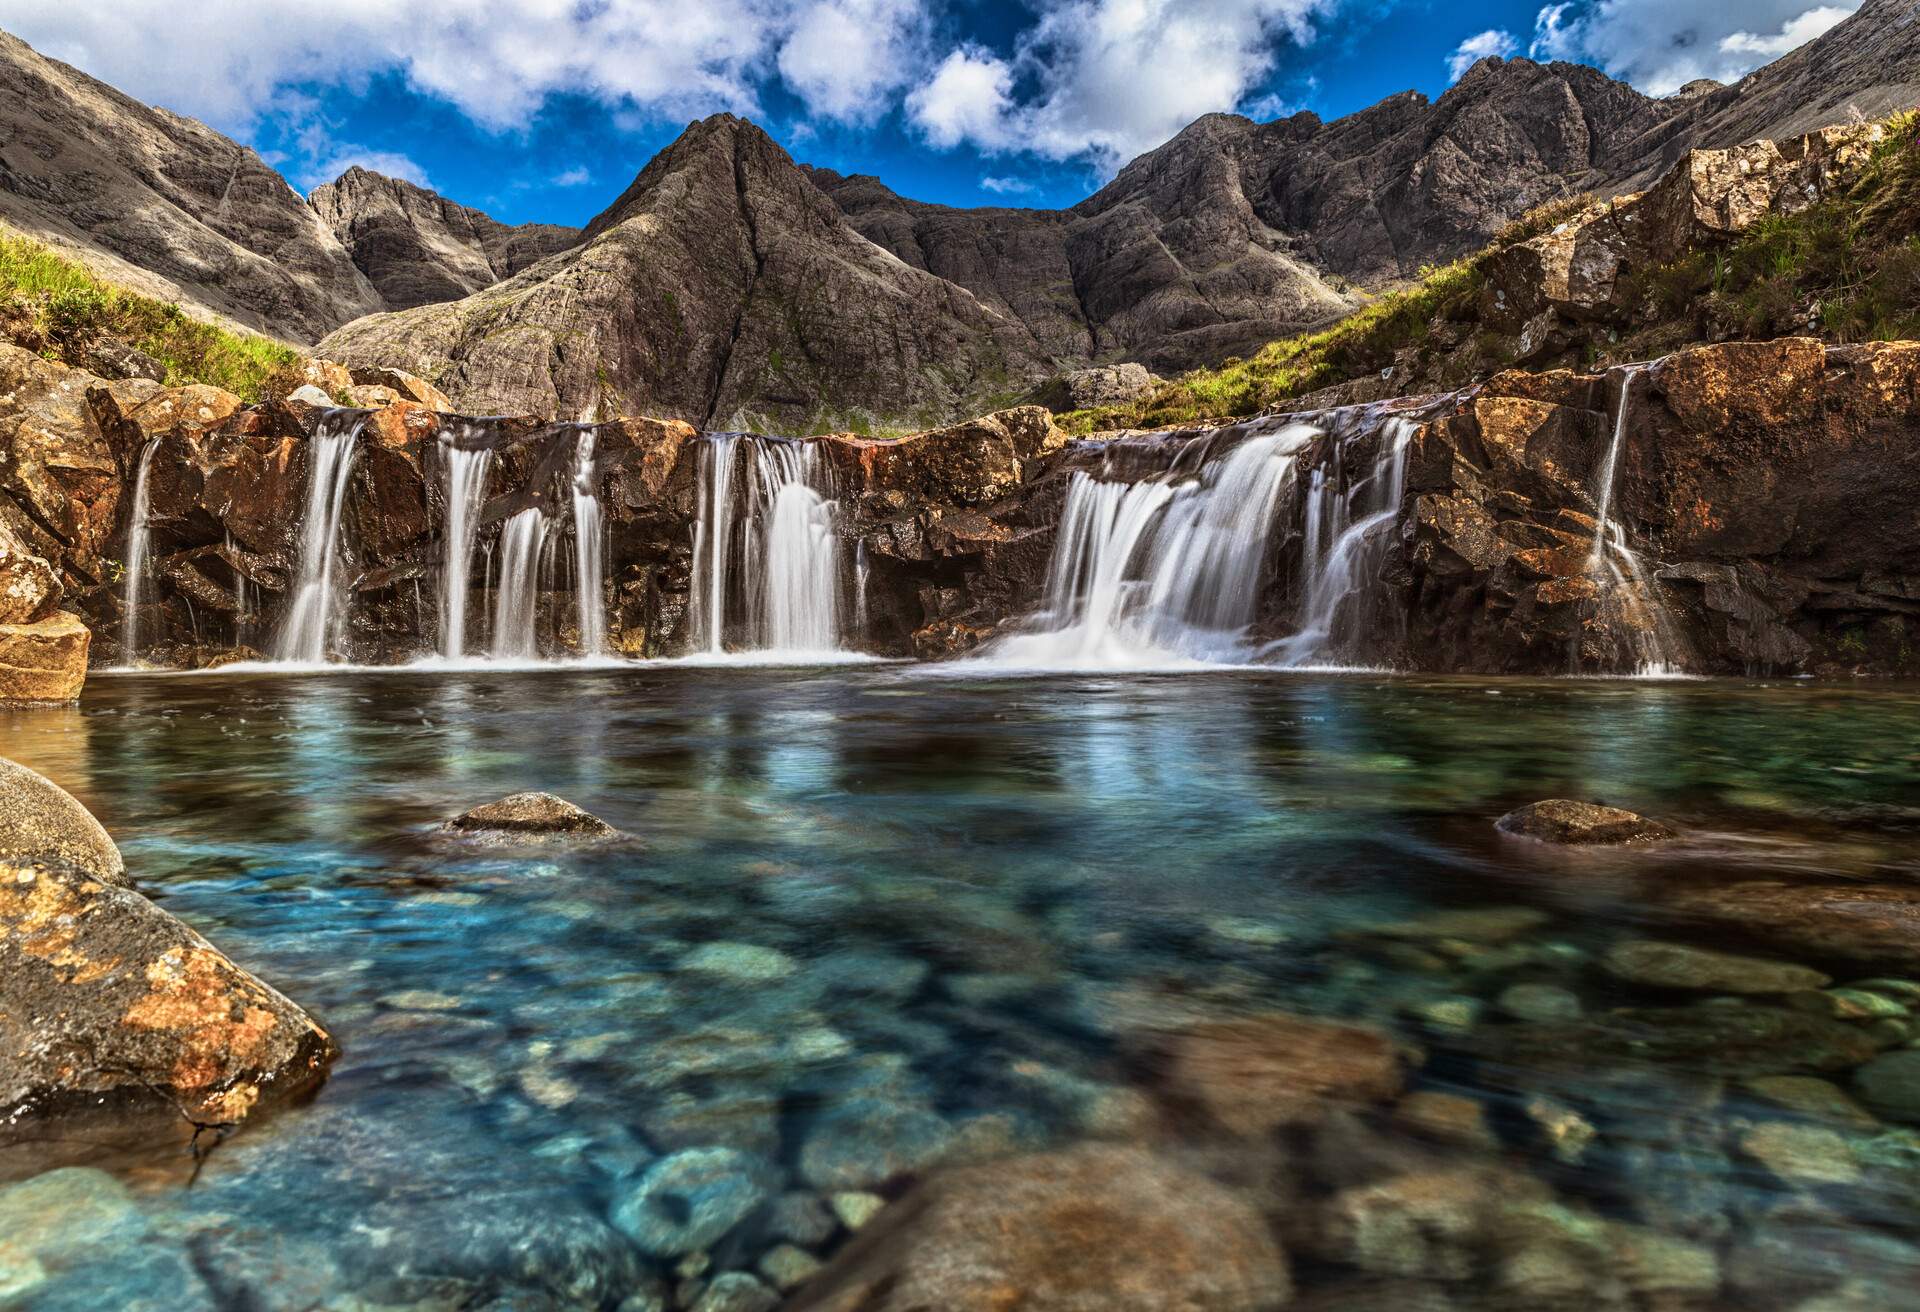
118, 437, 161, 664
1584, 364, 1685, 676
439, 432, 495, 660
993, 424, 1317, 666
225, 532, 254, 644
570, 429, 607, 656
1271, 417, 1416, 666
490, 508, 550, 660
687, 436, 846, 654
854, 540, 870, 636
275, 413, 365, 663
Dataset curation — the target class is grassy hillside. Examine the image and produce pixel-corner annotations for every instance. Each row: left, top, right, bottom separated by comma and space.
0, 222, 299, 402
1064, 112, 1920, 435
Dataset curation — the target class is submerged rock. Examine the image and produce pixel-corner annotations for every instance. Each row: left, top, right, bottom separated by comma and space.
1484, 1004, 1880, 1079
789, 1143, 1291, 1311
1854, 1050, 1920, 1124
441, 792, 621, 842
0, 858, 337, 1141
1495, 799, 1675, 845
611, 1146, 778, 1257
0, 757, 126, 886
1663, 881, 1920, 971
1152, 1010, 1405, 1136
1602, 939, 1831, 994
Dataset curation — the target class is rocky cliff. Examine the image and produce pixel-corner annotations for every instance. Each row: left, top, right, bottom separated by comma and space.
309, 168, 578, 311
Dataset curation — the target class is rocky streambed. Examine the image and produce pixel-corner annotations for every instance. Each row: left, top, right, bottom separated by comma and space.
3, 667, 1919, 1310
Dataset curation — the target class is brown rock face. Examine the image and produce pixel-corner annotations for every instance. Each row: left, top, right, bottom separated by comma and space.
0, 612, 89, 702
790, 1143, 1293, 1312
1495, 800, 1675, 845
0, 757, 125, 886
1152, 1011, 1405, 1136
0, 858, 336, 1144
309, 167, 577, 312
318, 116, 1047, 432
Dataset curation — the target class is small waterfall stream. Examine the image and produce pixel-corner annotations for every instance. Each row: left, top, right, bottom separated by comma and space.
491, 509, 551, 661
1585, 364, 1686, 675
118, 437, 161, 665
688, 436, 846, 655
275, 413, 366, 663
439, 431, 495, 660
570, 430, 607, 656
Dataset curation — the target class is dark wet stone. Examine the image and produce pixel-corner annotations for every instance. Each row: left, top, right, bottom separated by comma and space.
441, 792, 621, 842
1602, 939, 1831, 993
1664, 881, 1920, 971
0, 858, 336, 1145
611, 1147, 779, 1257
0, 757, 126, 885
1495, 799, 1675, 845
1482, 1004, 1881, 1080
1854, 1050, 1920, 1124
788, 1143, 1290, 1311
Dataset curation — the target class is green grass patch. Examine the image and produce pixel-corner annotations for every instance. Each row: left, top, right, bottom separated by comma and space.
0, 222, 300, 401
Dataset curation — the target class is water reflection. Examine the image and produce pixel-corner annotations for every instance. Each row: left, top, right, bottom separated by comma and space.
1, 669, 1917, 1310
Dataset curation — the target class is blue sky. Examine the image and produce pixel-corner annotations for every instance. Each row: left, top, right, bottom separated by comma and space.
1, 0, 1861, 226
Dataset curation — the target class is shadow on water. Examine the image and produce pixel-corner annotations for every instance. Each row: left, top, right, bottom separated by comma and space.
3, 667, 1918, 1309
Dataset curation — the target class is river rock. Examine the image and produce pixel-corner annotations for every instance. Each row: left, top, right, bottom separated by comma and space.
789, 1143, 1291, 1311
0, 757, 126, 885
0, 858, 337, 1138
1663, 881, 1920, 970
441, 792, 621, 842
798, 1098, 956, 1190
610, 1147, 778, 1257
1853, 1050, 1920, 1124
1483, 1004, 1880, 1080
0, 612, 90, 703
1496, 982, 1583, 1022
1153, 1010, 1405, 1135
1739, 1122, 1862, 1185
1603, 939, 1831, 993
1393, 1091, 1498, 1150
1743, 1076, 1880, 1128
1495, 799, 1675, 845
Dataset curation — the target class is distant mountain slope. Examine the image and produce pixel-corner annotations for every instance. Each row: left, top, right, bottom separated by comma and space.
309, 168, 578, 310
0, 30, 381, 342
317, 116, 1046, 430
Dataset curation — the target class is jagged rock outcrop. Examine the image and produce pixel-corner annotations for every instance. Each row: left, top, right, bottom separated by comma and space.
0, 31, 381, 342
316, 116, 1049, 432
309, 168, 578, 311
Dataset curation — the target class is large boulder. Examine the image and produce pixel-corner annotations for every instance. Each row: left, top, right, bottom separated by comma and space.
790, 1143, 1292, 1311
1151, 1011, 1405, 1136
1049, 363, 1155, 412
0, 758, 125, 886
0, 519, 61, 625
0, 611, 90, 703
0, 857, 337, 1140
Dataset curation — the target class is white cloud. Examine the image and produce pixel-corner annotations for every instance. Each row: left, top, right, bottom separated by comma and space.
551, 166, 593, 186
1530, 0, 1862, 96
777, 0, 930, 123
1446, 29, 1519, 83
906, 0, 1336, 174
979, 174, 1035, 194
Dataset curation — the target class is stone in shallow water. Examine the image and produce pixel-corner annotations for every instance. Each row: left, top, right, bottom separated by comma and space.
799, 1098, 957, 1190
692, 1272, 780, 1312
1743, 1075, 1881, 1128
1353, 905, 1550, 945
788, 1144, 1290, 1311
679, 941, 799, 982
0, 758, 126, 885
1497, 982, 1583, 1022
1483, 1004, 1881, 1079
611, 1147, 778, 1257
760, 1243, 824, 1290
1854, 1049, 1920, 1124
1495, 799, 1675, 845
1152, 1011, 1405, 1136
829, 1192, 886, 1230
1740, 1122, 1862, 1185
1393, 1091, 1498, 1150
1662, 881, 1920, 971
1602, 939, 1831, 994
767, 1191, 837, 1246
441, 792, 621, 841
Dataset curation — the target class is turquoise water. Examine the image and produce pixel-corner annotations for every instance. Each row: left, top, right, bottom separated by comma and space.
4, 668, 1919, 1309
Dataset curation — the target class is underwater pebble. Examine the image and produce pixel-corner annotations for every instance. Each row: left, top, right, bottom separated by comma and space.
1854, 1050, 1920, 1123
1740, 1122, 1862, 1185
381, 989, 462, 1011
1497, 982, 1584, 1023
1409, 996, 1481, 1035
767, 1192, 837, 1246
829, 1191, 887, 1230
1525, 1095, 1596, 1163
800, 1098, 957, 1189
680, 942, 799, 982
1602, 940, 1830, 994
758, 1243, 824, 1291
1742, 1076, 1880, 1129
610, 1147, 777, 1257
1394, 1091, 1498, 1149
690, 1273, 779, 1312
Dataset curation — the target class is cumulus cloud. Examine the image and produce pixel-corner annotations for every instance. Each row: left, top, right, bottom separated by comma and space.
1530, 0, 1862, 95
777, 0, 931, 123
979, 175, 1035, 194
1446, 29, 1519, 83
551, 166, 594, 186
906, 0, 1336, 174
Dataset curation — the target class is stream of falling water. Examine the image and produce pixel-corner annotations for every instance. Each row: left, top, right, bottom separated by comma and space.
570, 430, 607, 656
490, 508, 551, 660
688, 436, 845, 655
118, 437, 161, 665
991, 424, 1318, 667
274, 413, 366, 663
438, 432, 495, 660
1586, 364, 1686, 676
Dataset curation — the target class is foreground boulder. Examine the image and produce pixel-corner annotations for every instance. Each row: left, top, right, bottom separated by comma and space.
0, 611, 90, 703
0, 757, 125, 886
0, 858, 336, 1137
791, 1143, 1292, 1311
1496, 800, 1675, 845
441, 792, 621, 842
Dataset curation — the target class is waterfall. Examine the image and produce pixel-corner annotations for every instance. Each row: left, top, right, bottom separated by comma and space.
275, 413, 365, 663
118, 437, 161, 665
687, 436, 845, 655
490, 508, 550, 660
1585, 364, 1685, 676
1270, 418, 1416, 667
570, 429, 607, 656
439, 432, 495, 660
992, 424, 1317, 667
854, 540, 870, 636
